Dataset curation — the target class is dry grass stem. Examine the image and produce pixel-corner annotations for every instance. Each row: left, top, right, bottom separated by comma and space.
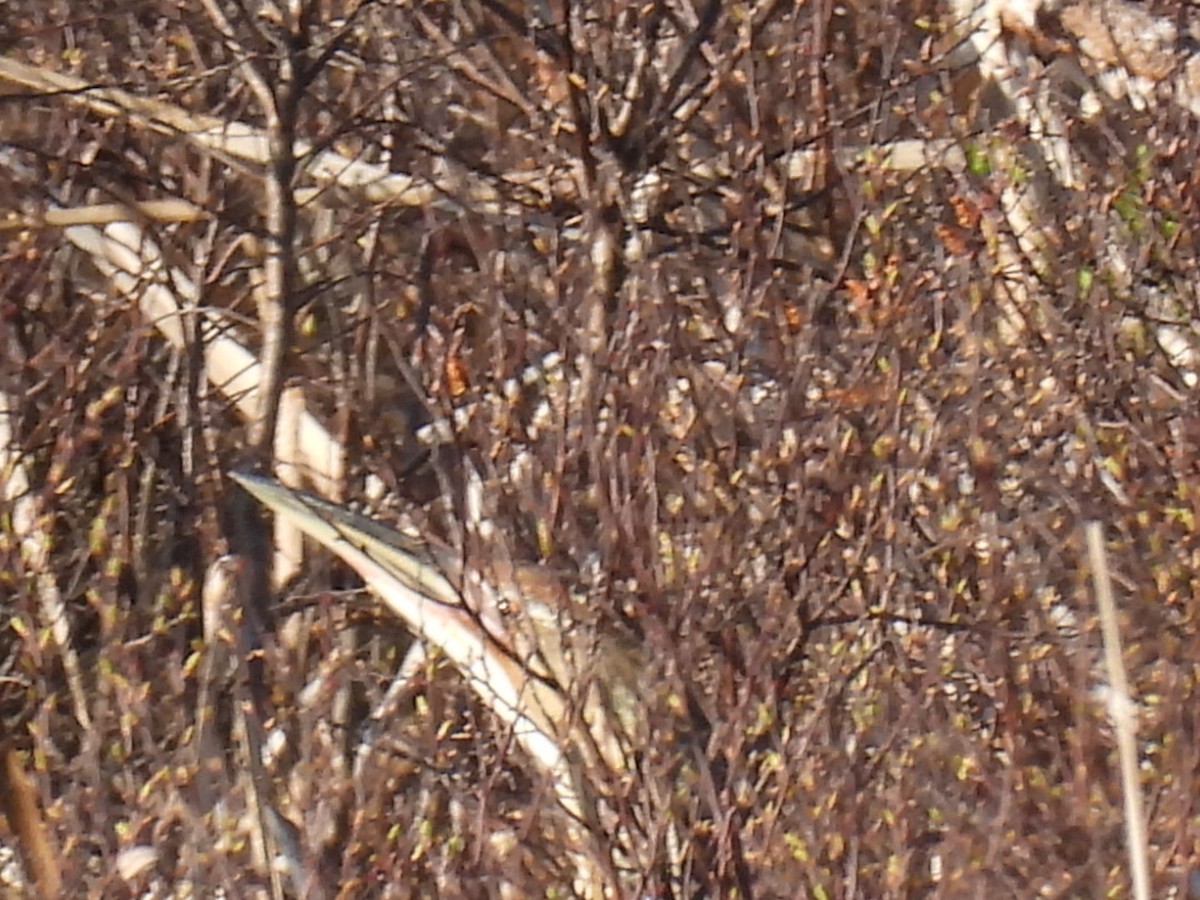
1086, 522, 1150, 900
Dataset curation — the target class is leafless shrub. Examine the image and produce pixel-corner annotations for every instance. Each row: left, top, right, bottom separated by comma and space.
3, 0, 1200, 896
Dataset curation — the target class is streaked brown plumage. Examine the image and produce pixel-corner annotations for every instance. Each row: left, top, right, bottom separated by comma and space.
229, 471, 645, 777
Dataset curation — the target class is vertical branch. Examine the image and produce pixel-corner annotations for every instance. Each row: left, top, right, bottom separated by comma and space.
1085, 522, 1150, 900
255, 56, 301, 461
198, 0, 304, 462
0, 743, 62, 900
193, 6, 316, 898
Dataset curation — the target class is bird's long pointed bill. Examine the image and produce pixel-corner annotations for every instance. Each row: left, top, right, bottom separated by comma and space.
228, 471, 579, 811
229, 470, 460, 606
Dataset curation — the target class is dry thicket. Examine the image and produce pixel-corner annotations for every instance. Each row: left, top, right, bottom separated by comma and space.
2, 0, 1200, 896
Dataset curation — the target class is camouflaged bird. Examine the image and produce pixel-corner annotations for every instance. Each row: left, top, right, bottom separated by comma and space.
229, 471, 648, 806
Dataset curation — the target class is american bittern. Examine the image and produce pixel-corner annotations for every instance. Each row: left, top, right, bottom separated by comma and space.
229, 471, 651, 883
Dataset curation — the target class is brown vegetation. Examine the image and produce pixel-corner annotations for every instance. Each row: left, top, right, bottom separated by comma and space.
2, 0, 1199, 896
